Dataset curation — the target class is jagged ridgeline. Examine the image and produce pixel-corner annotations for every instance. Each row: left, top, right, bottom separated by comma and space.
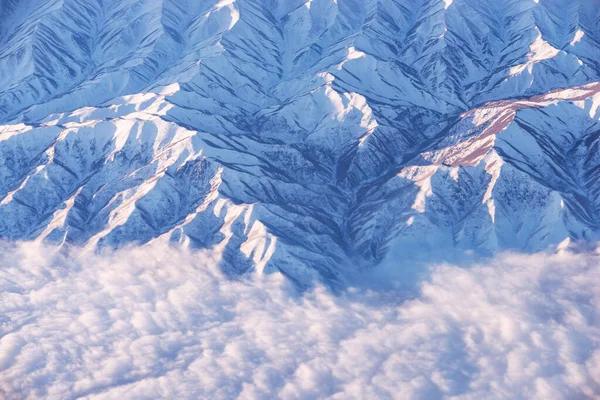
0, 0, 599, 286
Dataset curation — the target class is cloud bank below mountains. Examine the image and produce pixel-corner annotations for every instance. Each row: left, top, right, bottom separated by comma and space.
0, 243, 599, 400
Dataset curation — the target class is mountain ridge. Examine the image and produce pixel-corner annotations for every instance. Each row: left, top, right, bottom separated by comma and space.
1, 0, 600, 285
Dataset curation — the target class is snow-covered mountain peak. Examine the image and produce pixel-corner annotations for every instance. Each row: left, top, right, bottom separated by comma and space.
1, 0, 600, 285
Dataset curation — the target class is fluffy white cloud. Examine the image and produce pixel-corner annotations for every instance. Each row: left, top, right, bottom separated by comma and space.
0, 242, 599, 399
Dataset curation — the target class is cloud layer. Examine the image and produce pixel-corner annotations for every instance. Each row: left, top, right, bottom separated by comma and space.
0, 242, 599, 399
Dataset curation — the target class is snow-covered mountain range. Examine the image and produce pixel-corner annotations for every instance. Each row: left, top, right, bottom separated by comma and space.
1, 0, 600, 286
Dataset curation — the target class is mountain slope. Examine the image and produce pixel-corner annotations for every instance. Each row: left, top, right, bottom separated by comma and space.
1, 0, 600, 285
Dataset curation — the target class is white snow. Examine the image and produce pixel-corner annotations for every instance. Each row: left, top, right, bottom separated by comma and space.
510, 30, 560, 76
483, 153, 503, 223
336, 46, 366, 70
571, 29, 585, 46
1, 0, 600, 307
